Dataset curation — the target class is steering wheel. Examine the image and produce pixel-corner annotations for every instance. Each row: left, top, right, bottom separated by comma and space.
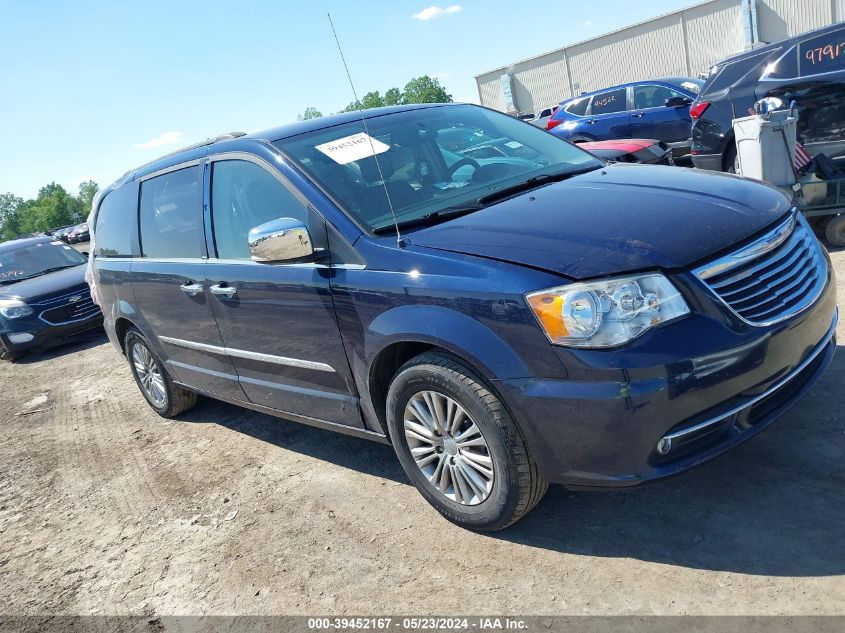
447, 157, 481, 180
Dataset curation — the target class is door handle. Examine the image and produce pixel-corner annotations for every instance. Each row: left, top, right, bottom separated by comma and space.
179, 282, 204, 296
586, 119, 598, 124
210, 283, 237, 298
632, 112, 645, 118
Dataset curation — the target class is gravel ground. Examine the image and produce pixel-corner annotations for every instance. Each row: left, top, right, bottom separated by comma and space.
0, 248, 843, 617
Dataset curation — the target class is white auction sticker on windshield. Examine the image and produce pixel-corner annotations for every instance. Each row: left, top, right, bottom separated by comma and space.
315, 133, 390, 165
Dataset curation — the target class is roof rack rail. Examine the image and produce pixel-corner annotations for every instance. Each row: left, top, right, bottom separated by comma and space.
132, 131, 248, 173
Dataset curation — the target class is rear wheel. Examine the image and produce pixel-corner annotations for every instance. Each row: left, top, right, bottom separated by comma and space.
725, 144, 738, 174
386, 351, 547, 531
125, 329, 197, 418
825, 214, 845, 247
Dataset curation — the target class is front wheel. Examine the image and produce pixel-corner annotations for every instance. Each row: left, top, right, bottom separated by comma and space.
386, 351, 547, 531
825, 214, 845, 247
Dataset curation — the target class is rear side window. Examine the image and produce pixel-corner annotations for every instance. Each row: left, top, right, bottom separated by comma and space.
565, 97, 589, 116
139, 167, 204, 259
95, 183, 139, 258
589, 89, 626, 114
799, 28, 845, 76
634, 85, 684, 109
211, 160, 312, 260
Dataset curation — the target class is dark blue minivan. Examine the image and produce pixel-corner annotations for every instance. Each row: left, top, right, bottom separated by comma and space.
91, 104, 837, 530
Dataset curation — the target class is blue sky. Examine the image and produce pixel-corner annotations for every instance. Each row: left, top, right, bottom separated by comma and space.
0, 0, 694, 199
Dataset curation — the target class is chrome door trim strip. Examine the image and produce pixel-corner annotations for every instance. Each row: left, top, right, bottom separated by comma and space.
159, 335, 226, 356
158, 335, 336, 373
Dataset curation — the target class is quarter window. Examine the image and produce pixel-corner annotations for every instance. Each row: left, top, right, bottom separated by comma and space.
95, 183, 138, 258
211, 160, 311, 260
565, 97, 590, 116
589, 89, 626, 114
139, 167, 204, 259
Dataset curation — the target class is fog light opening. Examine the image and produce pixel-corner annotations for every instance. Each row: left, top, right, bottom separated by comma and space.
7, 332, 34, 344
656, 437, 673, 455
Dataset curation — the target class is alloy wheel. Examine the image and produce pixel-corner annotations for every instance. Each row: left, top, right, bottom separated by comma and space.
132, 342, 167, 407
403, 390, 494, 505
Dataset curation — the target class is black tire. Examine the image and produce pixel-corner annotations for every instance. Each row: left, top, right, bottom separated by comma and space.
725, 144, 738, 174
0, 340, 19, 362
124, 328, 197, 418
825, 214, 845, 247
386, 351, 547, 531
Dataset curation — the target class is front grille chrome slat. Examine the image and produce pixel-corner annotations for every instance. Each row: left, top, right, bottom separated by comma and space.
693, 210, 827, 326
38, 290, 100, 326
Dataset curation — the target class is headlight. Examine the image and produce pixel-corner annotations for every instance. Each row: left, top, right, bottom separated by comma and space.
0, 299, 34, 319
526, 273, 689, 348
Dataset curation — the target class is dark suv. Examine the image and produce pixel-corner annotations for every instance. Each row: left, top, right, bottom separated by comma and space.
691, 22, 845, 172
91, 104, 837, 530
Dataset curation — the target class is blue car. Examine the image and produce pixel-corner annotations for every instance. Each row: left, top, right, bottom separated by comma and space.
548, 77, 704, 156
92, 103, 836, 531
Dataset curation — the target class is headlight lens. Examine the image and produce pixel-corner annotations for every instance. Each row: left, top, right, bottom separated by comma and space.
526, 273, 689, 348
0, 299, 34, 319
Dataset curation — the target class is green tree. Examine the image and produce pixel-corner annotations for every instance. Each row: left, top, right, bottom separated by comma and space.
0, 193, 23, 241
78, 180, 99, 217
297, 106, 323, 121
402, 75, 452, 104
17, 183, 82, 235
383, 87, 403, 106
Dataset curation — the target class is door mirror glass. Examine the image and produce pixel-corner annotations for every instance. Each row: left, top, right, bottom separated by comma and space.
248, 217, 314, 263
665, 95, 692, 107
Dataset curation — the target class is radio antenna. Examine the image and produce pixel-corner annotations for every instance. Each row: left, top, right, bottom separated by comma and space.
327, 13, 404, 247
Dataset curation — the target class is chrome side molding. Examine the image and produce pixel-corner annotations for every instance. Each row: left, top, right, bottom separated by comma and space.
158, 335, 336, 373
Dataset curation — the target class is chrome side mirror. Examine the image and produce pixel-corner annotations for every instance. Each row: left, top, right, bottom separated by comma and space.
248, 218, 314, 263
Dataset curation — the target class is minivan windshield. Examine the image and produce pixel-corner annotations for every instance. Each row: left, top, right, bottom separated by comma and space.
275, 105, 603, 233
0, 240, 87, 285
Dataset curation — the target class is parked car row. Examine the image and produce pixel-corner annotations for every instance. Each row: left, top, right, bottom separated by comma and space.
48, 222, 90, 244
514, 21, 845, 173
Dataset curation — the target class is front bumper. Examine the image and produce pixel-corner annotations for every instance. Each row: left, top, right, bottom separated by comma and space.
497, 271, 838, 488
1, 307, 103, 358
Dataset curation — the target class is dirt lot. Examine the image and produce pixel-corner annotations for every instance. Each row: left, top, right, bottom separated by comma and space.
1, 249, 843, 617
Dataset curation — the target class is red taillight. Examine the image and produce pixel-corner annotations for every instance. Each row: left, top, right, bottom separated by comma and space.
689, 100, 710, 120
547, 118, 562, 130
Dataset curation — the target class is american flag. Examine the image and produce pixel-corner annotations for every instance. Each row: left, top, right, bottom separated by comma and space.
794, 142, 812, 171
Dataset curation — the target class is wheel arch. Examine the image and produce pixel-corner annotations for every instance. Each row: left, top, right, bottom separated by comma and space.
362, 305, 531, 436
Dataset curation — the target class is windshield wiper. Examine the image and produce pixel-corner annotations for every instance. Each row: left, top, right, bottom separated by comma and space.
14, 265, 79, 282
476, 165, 601, 205
373, 202, 485, 234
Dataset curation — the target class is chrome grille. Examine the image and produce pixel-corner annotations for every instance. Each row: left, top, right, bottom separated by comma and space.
694, 210, 827, 325
38, 290, 100, 325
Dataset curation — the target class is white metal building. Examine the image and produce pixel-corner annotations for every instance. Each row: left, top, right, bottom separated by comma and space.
476, 0, 845, 115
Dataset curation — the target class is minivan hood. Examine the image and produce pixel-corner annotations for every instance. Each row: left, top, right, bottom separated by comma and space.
409, 164, 792, 279
0, 265, 88, 304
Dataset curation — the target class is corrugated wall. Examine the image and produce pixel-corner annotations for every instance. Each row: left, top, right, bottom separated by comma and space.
757, 0, 833, 41
566, 14, 687, 96
684, 0, 744, 70
476, 0, 840, 114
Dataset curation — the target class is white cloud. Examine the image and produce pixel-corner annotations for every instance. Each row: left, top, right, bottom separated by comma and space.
413, 5, 462, 21
134, 131, 184, 149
